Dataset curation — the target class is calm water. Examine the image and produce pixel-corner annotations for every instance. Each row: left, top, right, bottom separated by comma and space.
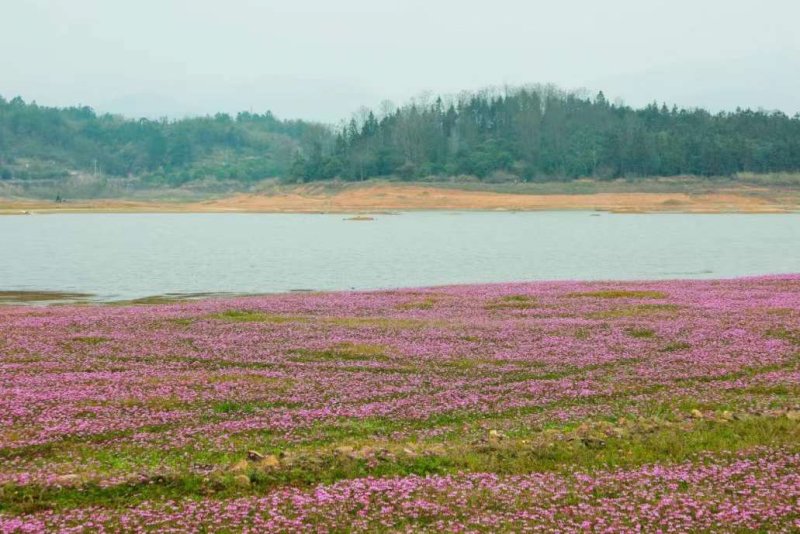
1, 212, 799, 300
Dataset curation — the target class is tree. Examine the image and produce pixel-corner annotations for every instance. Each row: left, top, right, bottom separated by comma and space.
288, 153, 306, 183
0, 87, 798, 185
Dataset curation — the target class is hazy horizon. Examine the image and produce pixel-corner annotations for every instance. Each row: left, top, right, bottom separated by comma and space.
2, 0, 799, 122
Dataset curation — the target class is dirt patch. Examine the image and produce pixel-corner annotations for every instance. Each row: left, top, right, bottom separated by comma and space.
2, 183, 798, 214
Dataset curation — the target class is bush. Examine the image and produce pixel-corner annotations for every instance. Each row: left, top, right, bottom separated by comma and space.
485, 170, 520, 183
397, 161, 417, 180
450, 174, 480, 184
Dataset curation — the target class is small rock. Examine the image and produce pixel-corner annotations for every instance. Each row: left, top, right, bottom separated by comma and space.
192, 463, 215, 474
581, 435, 606, 449
353, 447, 375, 460
247, 450, 265, 462
257, 454, 280, 470
304, 455, 324, 466
233, 474, 251, 488
488, 429, 507, 440
424, 443, 447, 456
333, 445, 355, 457
402, 447, 419, 458
608, 426, 627, 438
55, 474, 80, 485
375, 448, 394, 461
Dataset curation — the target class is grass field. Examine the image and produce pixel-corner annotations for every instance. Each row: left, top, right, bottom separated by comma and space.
1, 276, 799, 531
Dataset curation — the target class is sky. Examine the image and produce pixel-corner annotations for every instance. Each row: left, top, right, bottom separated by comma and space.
2, 0, 799, 123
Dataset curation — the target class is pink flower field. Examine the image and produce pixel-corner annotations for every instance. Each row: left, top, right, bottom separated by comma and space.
1, 276, 799, 532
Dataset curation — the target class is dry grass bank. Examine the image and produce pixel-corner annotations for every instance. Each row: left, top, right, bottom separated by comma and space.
1, 181, 799, 215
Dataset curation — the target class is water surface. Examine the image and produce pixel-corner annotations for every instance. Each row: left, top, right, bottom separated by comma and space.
2, 212, 798, 300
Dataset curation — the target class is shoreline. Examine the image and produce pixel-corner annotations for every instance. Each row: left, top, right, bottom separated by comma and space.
2, 183, 799, 215
3, 273, 798, 306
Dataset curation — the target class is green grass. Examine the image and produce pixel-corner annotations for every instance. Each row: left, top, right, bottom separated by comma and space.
211, 400, 301, 414
590, 304, 681, 319
2, 416, 796, 515
568, 290, 668, 300
398, 297, 438, 310
288, 344, 391, 363
625, 328, 656, 339
485, 295, 538, 310
766, 327, 800, 345
69, 336, 109, 345
3, 354, 797, 515
660, 341, 692, 352
209, 310, 302, 323
323, 316, 428, 330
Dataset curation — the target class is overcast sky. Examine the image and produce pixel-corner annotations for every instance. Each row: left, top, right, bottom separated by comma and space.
2, 0, 799, 122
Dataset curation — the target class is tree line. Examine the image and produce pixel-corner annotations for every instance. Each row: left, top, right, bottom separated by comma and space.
2, 86, 800, 185
0, 96, 328, 184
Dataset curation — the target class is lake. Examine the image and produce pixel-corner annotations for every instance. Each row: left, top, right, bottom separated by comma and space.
2, 211, 799, 301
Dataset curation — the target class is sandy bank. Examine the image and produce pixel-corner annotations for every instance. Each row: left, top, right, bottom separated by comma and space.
1, 183, 798, 215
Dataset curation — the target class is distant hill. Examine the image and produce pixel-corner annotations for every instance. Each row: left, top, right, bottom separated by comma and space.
0, 97, 330, 185
1, 86, 799, 186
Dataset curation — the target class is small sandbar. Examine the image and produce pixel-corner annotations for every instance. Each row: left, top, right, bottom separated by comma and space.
0, 290, 93, 304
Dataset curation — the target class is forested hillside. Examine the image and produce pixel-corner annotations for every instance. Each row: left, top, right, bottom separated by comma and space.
2, 86, 800, 186
308, 88, 800, 182
0, 96, 330, 184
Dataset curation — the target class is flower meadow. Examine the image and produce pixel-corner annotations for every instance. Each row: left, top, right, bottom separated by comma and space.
1, 276, 799, 532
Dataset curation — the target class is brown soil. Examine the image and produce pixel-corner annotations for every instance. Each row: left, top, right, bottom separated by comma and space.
1, 184, 798, 215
